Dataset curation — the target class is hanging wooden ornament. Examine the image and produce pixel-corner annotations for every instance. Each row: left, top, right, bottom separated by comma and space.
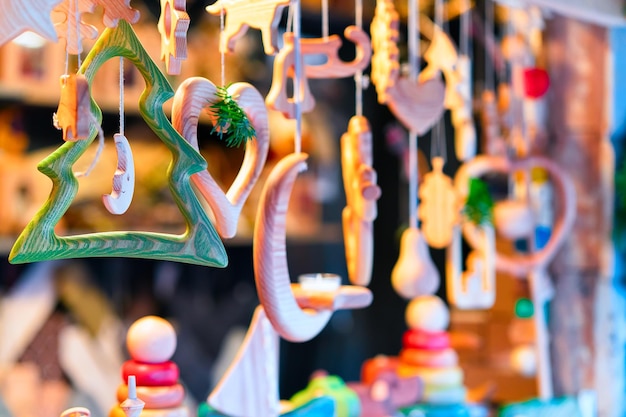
157, 0, 190, 75
172, 77, 270, 239
102, 133, 135, 215
0, 0, 62, 46
54, 73, 91, 141
254, 153, 372, 342
266, 32, 316, 119
53, 0, 98, 55
341, 116, 381, 286
387, 77, 446, 136
9, 20, 228, 267
369, 0, 400, 104
84, 0, 140, 28
418, 157, 459, 249
391, 227, 440, 299
206, 0, 290, 55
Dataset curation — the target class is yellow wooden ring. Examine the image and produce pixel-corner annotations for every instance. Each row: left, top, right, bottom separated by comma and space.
117, 383, 185, 409
397, 365, 463, 386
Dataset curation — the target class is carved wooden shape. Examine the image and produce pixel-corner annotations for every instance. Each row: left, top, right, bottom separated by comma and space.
451, 55, 476, 161
266, 33, 316, 119
454, 155, 576, 277
157, 0, 190, 75
391, 227, 440, 299
102, 133, 135, 215
53, 0, 98, 55
446, 225, 496, 310
0, 0, 62, 46
341, 116, 380, 286
291, 284, 372, 311
206, 0, 290, 55
209, 306, 281, 417
254, 153, 372, 342
54, 74, 91, 141
419, 25, 459, 84
418, 157, 459, 249
85, 0, 140, 28
387, 77, 446, 136
9, 21, 228, 267
172, 77, 270, 239
369, 0, 400, 104
301, 26, 372, 79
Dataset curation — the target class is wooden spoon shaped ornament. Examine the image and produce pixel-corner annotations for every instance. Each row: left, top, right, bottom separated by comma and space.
172, 77, 270, 239
254, 153, 372, 342
454, 155, 576, 278
341, 116, 381, 286
9, 21, 228, 267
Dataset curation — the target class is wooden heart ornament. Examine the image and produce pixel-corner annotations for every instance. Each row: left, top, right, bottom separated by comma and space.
455, 155, 576, 277
172, 77, 270, 239
387, 77, 446, 135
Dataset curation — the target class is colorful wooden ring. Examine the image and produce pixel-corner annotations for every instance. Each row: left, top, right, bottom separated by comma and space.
397, 365, 463, 387
110, 405, 189, 417
117, 383, 185, 409
399, 348, 458, 368
422, 385, 467, 405
360, 355, 399, 385
402, 329, 450, 350
122, 360, 179, 386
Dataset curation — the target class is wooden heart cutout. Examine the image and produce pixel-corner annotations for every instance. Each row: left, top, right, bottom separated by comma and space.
454, 155, 576, 277
172, 77, 270, 239
387, 77, 446, 135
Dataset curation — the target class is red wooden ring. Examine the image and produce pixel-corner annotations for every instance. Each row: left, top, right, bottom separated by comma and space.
117, 383, 185, 409
360, 355, 399, 385
400, 348, 458, 368
402, 329, 450, 350
122, 360, 179, 386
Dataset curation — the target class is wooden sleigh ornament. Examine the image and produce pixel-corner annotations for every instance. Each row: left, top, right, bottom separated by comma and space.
9, 21, 228, 267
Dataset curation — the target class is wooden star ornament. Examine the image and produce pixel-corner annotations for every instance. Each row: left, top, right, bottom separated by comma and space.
158, 0, 190, 75
0, 0, 63, 46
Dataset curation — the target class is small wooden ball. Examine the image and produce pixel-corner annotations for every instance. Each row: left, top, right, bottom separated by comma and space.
127, 316, 177, 363
405, 296, 449, 332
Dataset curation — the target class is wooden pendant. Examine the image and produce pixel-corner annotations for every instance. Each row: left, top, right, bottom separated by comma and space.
391, 227, 440, 299
341, 116, 380, 286
369, 0, 400, 104
157, 0, 190, 75
171, 77, 270, 239
85, 0, 140, 28
418, 157, 459, 249
102, 133, 135, 215
451, 55, 476, 162
54, 74, 91, 141
206, 0, 290, 55
266, 33, 316, 119
454, 155, 576, 277
9, 20, 228, 267
301, 26, 372, 79
254, 153, 372, 342
0, 0, 62, 46
387, 76, 446, 136
52, 0, 98, 55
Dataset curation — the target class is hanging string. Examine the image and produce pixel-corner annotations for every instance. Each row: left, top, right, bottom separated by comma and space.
460, 0, 470, 58
407, 0, 419, 81
286, 6, 295, 33
220, 4, 226, 86
292, 0, 303, 154
64, 0, 71, 75
485, 0, 494, 91
321, 0, 329, 40
75, 0, 82, 68
119, 57, 125, 136
430, 117, 447, 162
354, 0, 364, 116
407, 0, 420, 228
408, 131, 418, 229
75, 113, 106, 178
434, 0, 444, 34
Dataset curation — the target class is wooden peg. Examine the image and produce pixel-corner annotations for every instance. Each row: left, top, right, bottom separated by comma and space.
418, 157, 459, 249
54, 74, 91, 141
206, 0, 290, 55
157, 0, 190, 75
369, 0, 401, 104
341, 116, 380, 286
0, 0, 62, 46
266, 33, 316, 119
301, 26, 372, 79
102, 133, 135, 215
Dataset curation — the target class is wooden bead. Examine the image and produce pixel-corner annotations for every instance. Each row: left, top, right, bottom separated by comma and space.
122, 360, 179, 387
399, 348, 458, 368
117, 383, 185, 409
127, 316, 177, 363
405, 295, 450, 332
402, 329, 450, 351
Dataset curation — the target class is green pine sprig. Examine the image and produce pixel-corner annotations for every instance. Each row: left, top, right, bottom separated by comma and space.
463, 178, 494, 226
209, 85, 256, 148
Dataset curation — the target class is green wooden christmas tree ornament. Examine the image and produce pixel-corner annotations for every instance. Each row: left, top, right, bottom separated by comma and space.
9, 20, 228, 267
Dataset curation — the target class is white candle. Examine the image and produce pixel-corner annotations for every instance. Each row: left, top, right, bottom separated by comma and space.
298, 273, 341, 292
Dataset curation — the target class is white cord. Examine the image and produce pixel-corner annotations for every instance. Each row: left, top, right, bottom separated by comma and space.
408, 0, 420, 82
293, 0, 303, 154
75, 113, 105, 178
354, 0, 363, 116
119, 57, 125, 136
322, 0, 329, 40
409, 131, 418, 228
220, 3, 226, 86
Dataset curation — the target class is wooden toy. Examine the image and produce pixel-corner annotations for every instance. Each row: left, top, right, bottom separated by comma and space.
266, 33, 316, 119
405, 295, 449, 333
300, 26, 371, 79
122, 361, 180, 386
85, 0, 140, 28
391, 227, 440, 299
157, 0, 190, 75
126, 316, 177, 363
418, 157, 459, 248
253, 153, 372, 342
291, 374, 360, 417
398, 366, 463, 386
402, 329, 450, 351
348, 372, 422, 417
400, 348, 458, 368
360, 356, 399, 385
369, 0, 400, 104
9, 21, 228, 267
341, 116, 380, 286
0, 0, 62, 46
117, 384, 185, 409
171, 77, 270, 239
387, 77, 446, 136
102, 133, 135, 215
205, 0, 290, 55
53, 0, 98, 55
61, 407, 91, 417
120, 376, 145, 417
54, 74, 92, 141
